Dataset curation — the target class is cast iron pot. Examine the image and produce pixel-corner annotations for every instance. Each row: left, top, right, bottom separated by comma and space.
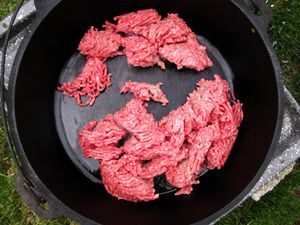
3, 0, 283, 224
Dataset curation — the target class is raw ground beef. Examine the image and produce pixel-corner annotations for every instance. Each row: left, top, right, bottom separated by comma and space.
121, 36, 165, 69
113, 99, 165, 160
58, 9, 212, 106
114, 9, 161, 34
120, 81, 169, 105
78, 26, 122, 60
57, 5, 242, 203
159, 33, 213, 71
78, 114, 126, 161
139, 13, 192, 46
57, 57, 111, 106
79, 75, 243, 201
121, 12, 211, 70
165, 125, 219, 194
100, 159, 159, 202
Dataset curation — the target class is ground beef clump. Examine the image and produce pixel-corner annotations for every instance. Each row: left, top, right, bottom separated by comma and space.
78, 75, 243, 201
159, 33, 213, 71
57, 58, 111, 106
139, 13, 192, 46
100, 158, 159, 202
78, 26, 122, 60
120, 81, 169, 105
121, 36, 165, 69
78, 114, 126, 161
121, 12, 211, 70
114, 9, 161, 34
58, 9, 212, 106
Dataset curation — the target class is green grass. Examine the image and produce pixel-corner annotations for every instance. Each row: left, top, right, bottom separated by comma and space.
0, 0, 19, 20
217, 163, 300, 225
0, 122, 75, 224
268, 0, 300, 102
0, 0, 299, 224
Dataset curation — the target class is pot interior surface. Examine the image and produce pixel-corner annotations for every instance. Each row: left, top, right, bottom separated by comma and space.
13, 0, 279, 224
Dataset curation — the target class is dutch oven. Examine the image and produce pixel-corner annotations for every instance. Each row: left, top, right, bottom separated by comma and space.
1, 0, 283, 224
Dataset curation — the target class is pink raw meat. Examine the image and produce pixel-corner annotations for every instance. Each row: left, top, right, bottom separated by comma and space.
138, 144, 189, 179
166, 124, 221, 195
159, 33, 213, 71
57, 57, 111, 106
120, 81, 169, 105
78, 114, 126, 161
140, 13, 192, 46
59, 10, 213, 107
78, 26, 122, 60
78, 74, 243, 201
100, 159, 158, 202
114, 9, 161, 34
122, 36, 165, 69
113, 99, 164, 143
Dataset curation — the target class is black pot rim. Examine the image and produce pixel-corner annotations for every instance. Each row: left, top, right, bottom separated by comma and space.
5, 0, 284, 224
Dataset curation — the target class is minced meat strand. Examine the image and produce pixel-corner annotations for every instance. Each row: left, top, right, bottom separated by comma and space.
78, 26, 122, 60
121, 36, 165, 69
102, 21, 117, 32
114, 9, 161, 34
113, 99, 165, 159
165, 124, 220, 195
122, 137, 163, 160
139, 13, 192, 46
120, 81, 169, 105
100, 159, 158, 202
113, 99, 163, 141
138, 145, 189, 179
79, 75, 243, 201
78, 115, 126, 161
159, 33, 213, 71
57, 57, 111, 106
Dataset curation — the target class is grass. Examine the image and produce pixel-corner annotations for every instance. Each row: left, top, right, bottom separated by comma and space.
0, 0, 299, 224
0, 0, 19, 20
217, 163, 300, 225
0, 122, 75, 224
268, 0, 300, 102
